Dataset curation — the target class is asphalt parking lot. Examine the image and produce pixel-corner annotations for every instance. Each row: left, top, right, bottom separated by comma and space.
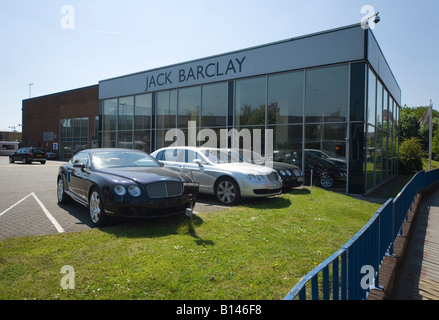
0, 156, 228, 239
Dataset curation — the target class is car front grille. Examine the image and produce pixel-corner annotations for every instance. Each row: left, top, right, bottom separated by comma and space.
253, 188, 282, 195
145, 181, 183, 198
267, 172, 280, 182
119, 205, 188, 218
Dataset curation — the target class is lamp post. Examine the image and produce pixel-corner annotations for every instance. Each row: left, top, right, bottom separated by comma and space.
28, 83, 33, 98
429, 99, 433, 171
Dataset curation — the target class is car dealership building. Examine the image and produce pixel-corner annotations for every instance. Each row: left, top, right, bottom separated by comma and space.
22, 23, 401, 194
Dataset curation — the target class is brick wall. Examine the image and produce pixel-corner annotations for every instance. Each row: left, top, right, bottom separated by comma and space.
22, 85, 99, 158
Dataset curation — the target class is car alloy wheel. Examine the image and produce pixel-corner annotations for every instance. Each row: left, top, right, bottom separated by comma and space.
57, 178, 64, 202
57, 178, 65, 203
320, 174, 334, 188
57, 177, 71, 204
215, 178, 240, 205
89, 188, 108, 226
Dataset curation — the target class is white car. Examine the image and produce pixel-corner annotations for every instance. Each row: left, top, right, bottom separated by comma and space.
151, 147, 282, 205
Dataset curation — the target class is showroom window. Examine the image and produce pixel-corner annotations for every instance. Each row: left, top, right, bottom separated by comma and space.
135, 94, 152, 130
367, 69, 377, 127
156, 90, 177, 129
101, 94, 152, 151
60, 117, 89, 160
376, 81, 383, 129
305, 64, 349, 123
201, 82, 228, 128
268, 71, 304, 125
178, 86, 201, 128
133, 94, 152, 151
103, 99, 117, 131
118, 96, 134, 131
235, 76, 266, 127
270, 125, 303, 166
366, 124, 376, 191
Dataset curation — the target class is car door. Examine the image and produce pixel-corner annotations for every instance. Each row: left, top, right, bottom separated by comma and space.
181, 150, 216, 192
68, 152, 91, 201
12, 148, 23, 162
17, 148, 28, 162
158, 148, 185, 172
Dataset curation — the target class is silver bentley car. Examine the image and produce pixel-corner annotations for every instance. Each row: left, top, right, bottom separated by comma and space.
151, 147, 282, 205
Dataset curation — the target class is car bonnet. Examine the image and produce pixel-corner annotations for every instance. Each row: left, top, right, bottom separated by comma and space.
96, 167, 188, 184
214, 162, 277, 175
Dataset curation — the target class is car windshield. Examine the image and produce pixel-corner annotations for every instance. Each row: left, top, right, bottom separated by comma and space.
92, 151, 160, 169
232, 149, 266, 165
200, 149, 242, 164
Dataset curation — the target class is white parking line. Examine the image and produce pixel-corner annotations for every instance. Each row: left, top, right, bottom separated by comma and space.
31, 192, 65, 233
0, 193, 33, 217
0, 192, 65, 233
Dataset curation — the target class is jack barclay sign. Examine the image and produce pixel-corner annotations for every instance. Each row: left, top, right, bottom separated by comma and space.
145, 56, 246, 92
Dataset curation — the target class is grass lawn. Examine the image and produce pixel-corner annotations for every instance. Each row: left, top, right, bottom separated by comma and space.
423, 158, 439, 171
0, 187, 380, 300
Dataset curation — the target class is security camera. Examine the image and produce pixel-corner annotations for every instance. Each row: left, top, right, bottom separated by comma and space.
373, 13, 380, 24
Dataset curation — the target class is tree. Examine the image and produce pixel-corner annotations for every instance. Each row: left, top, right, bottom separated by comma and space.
419, 118, 439, 152
399, 111, 419, 140
432, 127, 439, 157
399, 137, 424, 174
399, 105, 439, 158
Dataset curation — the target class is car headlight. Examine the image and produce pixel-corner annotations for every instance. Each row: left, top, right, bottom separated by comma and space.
248, 174, 265, 182
114, 185, 126, 196
128, 185, 141, 197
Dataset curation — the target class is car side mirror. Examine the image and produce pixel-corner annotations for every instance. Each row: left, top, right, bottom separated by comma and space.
193, 159, 203, 166
73, 163, 86, 170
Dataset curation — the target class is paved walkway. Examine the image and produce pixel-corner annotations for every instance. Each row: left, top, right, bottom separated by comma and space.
391, 188, 439, 300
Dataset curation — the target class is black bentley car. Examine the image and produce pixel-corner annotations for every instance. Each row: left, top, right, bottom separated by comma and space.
273, 150, 346, 189
57, 148, 199, 226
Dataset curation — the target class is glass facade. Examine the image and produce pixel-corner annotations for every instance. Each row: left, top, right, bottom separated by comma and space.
365, 66, 400, 192
100, 62, 400, 194
102, 94, 152, 151
59, 117, 89, 160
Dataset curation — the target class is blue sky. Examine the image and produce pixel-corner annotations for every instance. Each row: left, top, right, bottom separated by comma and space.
1, 0, 438, 131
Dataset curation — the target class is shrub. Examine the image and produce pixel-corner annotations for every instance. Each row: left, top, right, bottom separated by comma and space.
399, 138, 424, 174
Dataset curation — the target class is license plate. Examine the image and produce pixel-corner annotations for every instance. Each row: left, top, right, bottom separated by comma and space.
36, 154, 42, 157
298, 177, 303, 182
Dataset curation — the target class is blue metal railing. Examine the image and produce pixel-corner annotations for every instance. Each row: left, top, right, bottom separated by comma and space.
284, 169, 439, 300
